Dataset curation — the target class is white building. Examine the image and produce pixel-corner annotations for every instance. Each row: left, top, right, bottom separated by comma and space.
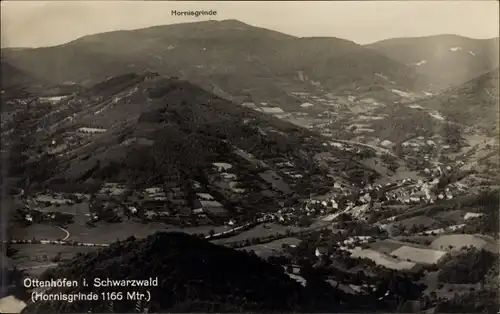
77, 127, 107, 134
380, 140, 393, 147
213, 162, 233, 172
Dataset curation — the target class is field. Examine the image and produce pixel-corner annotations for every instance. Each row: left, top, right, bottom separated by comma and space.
391, 245, 448, 265
368, 239, 405, 254
394, 235, 438, 246
349, 248, 417, 270
380, 168, 424, 184
430, 234, 498, 252
18, 198, 240, 245
238, 237, 301, 258
392, 216, 443, 230
11, 223, 68, 241
420, 270, 488, 300
213, 218, 330, 245
259, 171, 292, 194
213, 223, 299, 245
39, 202, 90, 215
434, 210, 467, 224
66, 219, 239, 244
283, 116, 320, 128
11, 244, 98, 276
16, 197, 332, 251
65, 221, 171, 244
32, 200, 236, 244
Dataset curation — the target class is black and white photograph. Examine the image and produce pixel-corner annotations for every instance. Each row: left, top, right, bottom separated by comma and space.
1, 1, 499, 313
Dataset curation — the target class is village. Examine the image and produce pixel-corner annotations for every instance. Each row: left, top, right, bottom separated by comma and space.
9, 83, 497, 274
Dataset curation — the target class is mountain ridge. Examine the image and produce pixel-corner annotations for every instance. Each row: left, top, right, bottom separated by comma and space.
366, 34, 499, 46
2, 19, 438, 108
366, 35, 499, 88
412, 67, 499, 132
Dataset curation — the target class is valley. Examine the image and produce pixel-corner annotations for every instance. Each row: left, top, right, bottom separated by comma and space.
1, 15, 499, 314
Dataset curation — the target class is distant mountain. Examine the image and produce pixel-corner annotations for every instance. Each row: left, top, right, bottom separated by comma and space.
2, 20, 436, 109
22, 232, 344, 313
413, 67, 499, 132
366, 35, 499, 89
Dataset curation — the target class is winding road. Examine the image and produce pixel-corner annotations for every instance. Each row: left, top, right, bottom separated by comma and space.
54, 226, 70, 241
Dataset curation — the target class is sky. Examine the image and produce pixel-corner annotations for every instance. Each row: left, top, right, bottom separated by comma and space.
1, 1, 499, 48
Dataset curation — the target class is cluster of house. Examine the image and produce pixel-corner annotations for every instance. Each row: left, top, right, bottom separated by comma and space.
258, 207, 301, 224
16, 191, 86, 224
239, 102, 285, 115
211, 162, 246, 194
33, 192, 83, 206
45, 124, 109, 157
276, 169, 472, 227
253, 190, 346, 225
318, 141, 362, 154
274, 160, 304, 179
336, 236, 373, 252
192, 192, 226, 216
370, 174, 466, 207
39, 95, 67, 104
17, 203, 74, 225
399, 137, 458, 165
138, 185, 188, 220
77, 127, 107, 134
96, 180, 230, 222
292, 90, 349, 107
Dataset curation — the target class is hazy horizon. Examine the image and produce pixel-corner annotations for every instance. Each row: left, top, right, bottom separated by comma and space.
1, 1, 499, 49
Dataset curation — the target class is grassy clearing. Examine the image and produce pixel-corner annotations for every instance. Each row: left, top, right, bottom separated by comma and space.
65, 221, 170, 244
430, 234, 498, 252
40, 202, 90, 215
238, 237, 302, 258
419, 271, 480, 299
349, 248, 417, 270
369, 239, 405, 254
214, 223, 300, 245
264, 237, 302, 248
38, 199, 237, 244
396, 235, 438, 246
434, 210, 467, 224
11, 223, 67, 241
11, 244, 98, 276
394, 216, 443, 230
391, 245, 447, 265
66, 218, 234, 244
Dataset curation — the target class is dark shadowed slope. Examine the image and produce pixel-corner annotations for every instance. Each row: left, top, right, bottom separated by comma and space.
1, 61, 42, 100
17, 73, 377, 194
1, 60, 82, 102
1, 61, 39, 89
3, 20, 435, 109
22, 232, 344, 313
366, 35, 499, 89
